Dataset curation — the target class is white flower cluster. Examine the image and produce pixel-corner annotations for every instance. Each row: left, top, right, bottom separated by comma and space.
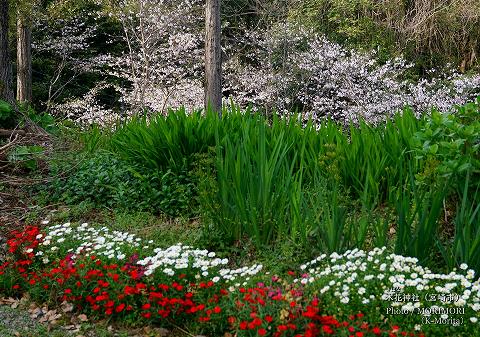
37, 222, 145, 264
137, 244, 263, 282
296, 247, 480, 323
36, 222, 262, 284
137, 244, 229, 277
51, 82, 119, 125
218, 264, 264, 283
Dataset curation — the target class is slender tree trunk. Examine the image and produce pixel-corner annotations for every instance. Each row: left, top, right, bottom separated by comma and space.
16, 14, 32, 104
0, 0, 13, 103
205, 0, 222, 116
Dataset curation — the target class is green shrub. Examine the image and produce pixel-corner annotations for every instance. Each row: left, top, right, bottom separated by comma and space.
0, 100, 15, 128
47, 151, 195, 216
7, 145, 45, 171
414, 99, 480, 193
27, 110, 58, 135
109, 107, 222, 172
437, 173, 480, 272
99, 106, 425, 250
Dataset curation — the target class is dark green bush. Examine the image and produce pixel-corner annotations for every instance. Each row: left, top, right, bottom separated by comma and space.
47, 151, 195, 216
413, 98, 480, 194
0, 100, 15, 128
7, 145, 45, 171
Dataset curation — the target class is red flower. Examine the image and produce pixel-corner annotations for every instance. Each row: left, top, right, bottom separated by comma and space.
130, 270, 139, 279
213, 306, 221, 314
253, 318, 262, 326
158, 284, 169, 291
135, 283, 147, 291
265, 315, 273, 323
372, 327, 381, 335
199, 316, 211, 322
142, 303, 151, 310
239, 321, 248, 330
123, 286, 137, 295
115, 303, 125, 313
322, 325, 334, 334
258, 328, 267, 336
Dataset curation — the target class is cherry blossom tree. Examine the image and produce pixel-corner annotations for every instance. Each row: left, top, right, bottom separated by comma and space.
44, 1, 480, 125
225, 23, 480, 124
100, 0, 205, 114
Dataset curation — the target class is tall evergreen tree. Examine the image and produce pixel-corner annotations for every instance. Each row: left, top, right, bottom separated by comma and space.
16, 11, 32, 104
0, 0, 13, 103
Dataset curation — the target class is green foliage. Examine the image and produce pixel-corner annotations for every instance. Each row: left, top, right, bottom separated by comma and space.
78, 124, 112, 153
27, 110, 58, 134
206, 118, 300, 247
91, 105, 423, 251
393, 163, 449, 265
7, 145, 45, 171
290, 0, 399, 62
109, 108, 221, 172
47, 151, 195, 217
306, 179, 350, 253
437, 173, 480, 272
414, 99, 480, 191
290, 0, 480, 71
41, 101, 480, 273
0, 100, 15, 128
338, 110, 423, 208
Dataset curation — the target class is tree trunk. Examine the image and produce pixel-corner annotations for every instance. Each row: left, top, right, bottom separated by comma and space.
16, 14, 32, 104
0, 0, 13, 103
205, 0, 222, 116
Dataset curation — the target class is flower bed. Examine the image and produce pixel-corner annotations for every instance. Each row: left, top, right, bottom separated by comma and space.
1, 222, 479, 336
